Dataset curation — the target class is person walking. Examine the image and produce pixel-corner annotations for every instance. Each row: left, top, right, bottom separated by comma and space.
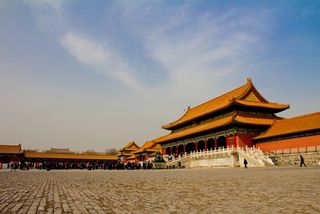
300, 155, 306, 167
244, 158, 248, 168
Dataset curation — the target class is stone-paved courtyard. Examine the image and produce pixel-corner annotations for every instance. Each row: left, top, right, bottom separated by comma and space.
0, 167, 319, 214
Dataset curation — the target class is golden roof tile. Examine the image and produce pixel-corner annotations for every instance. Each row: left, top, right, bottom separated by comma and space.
255, 112, 320, 140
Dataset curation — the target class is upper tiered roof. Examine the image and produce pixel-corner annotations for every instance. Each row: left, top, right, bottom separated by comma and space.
255, 112, 320, 140
162, 79, 289, 130
119, 141, 139, 152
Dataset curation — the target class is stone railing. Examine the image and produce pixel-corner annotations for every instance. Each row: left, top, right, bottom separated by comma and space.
166, 146, 274, 167
269, 145, 320, 155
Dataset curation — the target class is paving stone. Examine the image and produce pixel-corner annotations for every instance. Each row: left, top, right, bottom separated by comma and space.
11, 203, 23, 212
0, 168, 319, 213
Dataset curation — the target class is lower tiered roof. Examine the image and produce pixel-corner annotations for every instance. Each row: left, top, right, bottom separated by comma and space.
155, 113, 275, 144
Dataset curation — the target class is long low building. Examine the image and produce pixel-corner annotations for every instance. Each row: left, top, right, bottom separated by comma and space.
0, 144, 23, 163
24, 151, 118, 162
0, 145, 118, 167
254, 112, 320, 152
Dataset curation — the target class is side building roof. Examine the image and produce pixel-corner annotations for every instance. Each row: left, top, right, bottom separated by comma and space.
162, 79, 289, 130
24, 151, 118, 161
0, 144, 22, 154
254, 112, 320, 141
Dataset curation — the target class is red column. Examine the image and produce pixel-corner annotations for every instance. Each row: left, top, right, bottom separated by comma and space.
183, 144, 186, 153
170, 147, 173, 155
162, 148, 166, 155
214, 138, 218, 149
234, 134, 237, 147
195, 143, 198, 152
204, 140, 208, 151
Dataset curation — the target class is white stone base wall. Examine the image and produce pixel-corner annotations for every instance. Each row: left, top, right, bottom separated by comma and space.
270, 152, 320, 166
185, 155, 235, 168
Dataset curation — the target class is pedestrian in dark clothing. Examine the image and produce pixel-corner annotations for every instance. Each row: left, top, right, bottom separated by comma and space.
244, 159, 248, 168
300, 155, 306, 167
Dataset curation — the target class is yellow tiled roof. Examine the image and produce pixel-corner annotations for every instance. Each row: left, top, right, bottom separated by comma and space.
134, 141, 157, 154
156, 115, 234, 143
255, 112, 320, 140
0, 144, 22, 154
24, 151, 118, 161
156, 114, 275, 144
162, 79, 288, 130
126, 154, 136, 160
117, 152, 132, 157
120, 141, 139, 152
235, 115, 275, 126
235, 100, 289, 110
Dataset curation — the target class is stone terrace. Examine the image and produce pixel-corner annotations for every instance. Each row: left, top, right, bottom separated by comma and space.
0, 168, 319, 214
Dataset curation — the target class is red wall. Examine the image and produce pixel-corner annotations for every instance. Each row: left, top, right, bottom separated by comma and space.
227, 135, 235, 147
256, 135, 320, 152
237, 134, 255, 147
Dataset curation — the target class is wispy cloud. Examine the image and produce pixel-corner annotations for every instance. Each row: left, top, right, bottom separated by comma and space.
28, 1, 145, 94
28, 1, 271, 99
114, 4, 271, 105
27, 0, 65, 34
60, 32, 144, 94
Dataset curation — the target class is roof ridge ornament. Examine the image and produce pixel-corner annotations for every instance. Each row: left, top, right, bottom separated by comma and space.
246, 77, 252, 84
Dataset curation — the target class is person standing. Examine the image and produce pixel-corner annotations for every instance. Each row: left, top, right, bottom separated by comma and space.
300, 155, 306, 167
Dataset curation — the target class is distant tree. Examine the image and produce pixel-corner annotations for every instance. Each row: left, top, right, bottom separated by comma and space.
24, 149, 38, 152
105, 148, 119, 154
83, 149, 97, 154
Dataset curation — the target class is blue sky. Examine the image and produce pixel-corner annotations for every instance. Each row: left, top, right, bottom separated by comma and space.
0, 0, 319, 151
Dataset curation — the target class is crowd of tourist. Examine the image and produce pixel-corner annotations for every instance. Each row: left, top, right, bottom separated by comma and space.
0, 160, 156, 171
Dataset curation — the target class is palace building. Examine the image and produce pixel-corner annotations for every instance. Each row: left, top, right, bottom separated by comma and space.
132, 140, 162, 162
154, 78, 290, 156
117, 141, 140, 163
